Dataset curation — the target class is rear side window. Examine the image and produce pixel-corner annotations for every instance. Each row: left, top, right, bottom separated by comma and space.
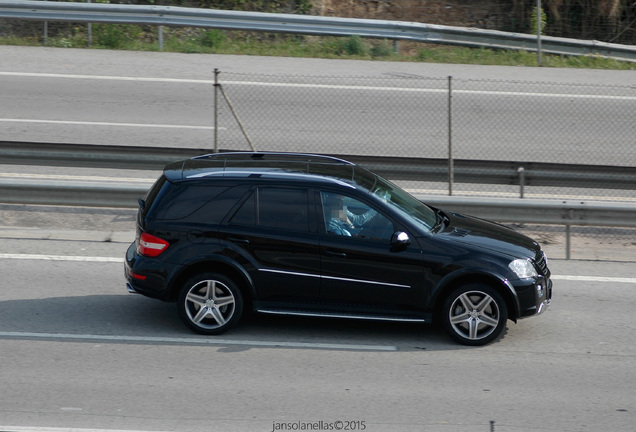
145, 181, 246, 222
184, 185, 251, 224
230, 187, 309, 232
143, 175, 169, 219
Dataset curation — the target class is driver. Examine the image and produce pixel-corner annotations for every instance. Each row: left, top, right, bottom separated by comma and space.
324, 194, 353, 236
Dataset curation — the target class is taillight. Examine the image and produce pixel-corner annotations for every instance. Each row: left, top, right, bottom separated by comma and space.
128, 270, 147, 280
138, 232, 169, 257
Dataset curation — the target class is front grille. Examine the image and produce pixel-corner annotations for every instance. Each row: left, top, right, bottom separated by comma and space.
534, 251, 550, 277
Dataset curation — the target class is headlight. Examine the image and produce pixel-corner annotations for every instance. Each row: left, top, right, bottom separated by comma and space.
509, 259, 538, 279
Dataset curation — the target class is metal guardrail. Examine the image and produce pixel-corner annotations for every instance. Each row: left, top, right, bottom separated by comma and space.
0, 176, 148, 209
2, 171, 635, 260
1, 141, 635, 192
422, 195, 636, 228
1, 177, 634, 228
1, 0, 635, 62
0, 141, 203, 170
2, 141, 635, 259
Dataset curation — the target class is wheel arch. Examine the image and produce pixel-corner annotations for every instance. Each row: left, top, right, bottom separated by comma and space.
167, 257, 255, 307
431, 270, 520, 322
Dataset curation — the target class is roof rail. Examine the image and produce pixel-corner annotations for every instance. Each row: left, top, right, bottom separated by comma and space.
193, 152, 355, 165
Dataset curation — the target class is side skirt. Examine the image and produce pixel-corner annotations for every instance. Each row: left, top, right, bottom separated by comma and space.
255, 307, 430, 323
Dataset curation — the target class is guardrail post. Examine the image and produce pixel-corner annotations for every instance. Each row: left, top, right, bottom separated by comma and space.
87, 0, 92, 46
518, 166, 525, 198
213, 68, 220, 153
536, 0, 543, 66
43, 0, 48, 44
566, 224, 571, 259
158, 26, 164, 50
448, 76, 454, 196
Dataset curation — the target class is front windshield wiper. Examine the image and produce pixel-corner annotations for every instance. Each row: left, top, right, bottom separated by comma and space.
432, 208, 450, 232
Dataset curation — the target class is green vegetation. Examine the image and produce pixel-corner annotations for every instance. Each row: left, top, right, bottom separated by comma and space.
1, 25, 634, 70
530, 6, 548, 36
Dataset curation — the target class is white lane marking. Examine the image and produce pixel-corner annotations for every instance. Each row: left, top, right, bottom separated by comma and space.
1, 253, 635, 284
407, 188, 636, 202
2, 72, 634, 100
226, 82, 636, 100
0, 254, 123, 263
0, 427, 165, 432
0, 119, 221, 130
551, 275, 636, 284
0, 173, 156, 183
0, 331, 397, 351
0, 71, 215, 83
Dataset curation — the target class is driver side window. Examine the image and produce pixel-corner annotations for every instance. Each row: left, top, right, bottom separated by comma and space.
320, 192, 394, 241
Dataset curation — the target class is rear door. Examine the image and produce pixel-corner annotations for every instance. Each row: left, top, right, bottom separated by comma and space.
219, 186, 321, 302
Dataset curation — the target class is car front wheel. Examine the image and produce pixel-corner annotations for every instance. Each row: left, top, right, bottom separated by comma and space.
442, 284, 508, 346
177, 273, 243, 335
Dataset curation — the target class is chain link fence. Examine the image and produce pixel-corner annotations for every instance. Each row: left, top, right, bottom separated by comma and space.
212, 72, 636, 260
214, 72, 635, 201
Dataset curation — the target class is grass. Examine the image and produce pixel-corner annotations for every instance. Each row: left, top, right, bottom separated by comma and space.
1, 24, 635, 70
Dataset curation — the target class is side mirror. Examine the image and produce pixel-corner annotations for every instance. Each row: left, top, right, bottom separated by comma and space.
391, 231, 410, 250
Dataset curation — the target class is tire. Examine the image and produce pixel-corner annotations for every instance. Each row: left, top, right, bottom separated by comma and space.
177, 272, 244, 335
441, 283, 508, 346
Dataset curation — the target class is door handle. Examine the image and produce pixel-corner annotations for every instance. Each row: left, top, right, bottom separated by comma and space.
324, 249, 347, 258
229, 237, 250, 245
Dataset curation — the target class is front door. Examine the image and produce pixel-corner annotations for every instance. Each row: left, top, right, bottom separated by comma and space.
318, 191, 425, 314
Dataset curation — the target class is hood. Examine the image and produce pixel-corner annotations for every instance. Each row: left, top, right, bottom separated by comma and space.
436, 210, 540, 260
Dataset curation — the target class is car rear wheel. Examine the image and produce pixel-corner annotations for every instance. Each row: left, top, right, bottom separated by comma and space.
442, 284, 508, 346
177, 273, 243, 335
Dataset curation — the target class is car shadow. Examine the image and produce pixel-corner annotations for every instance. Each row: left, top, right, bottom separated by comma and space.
0, 294, 504, 352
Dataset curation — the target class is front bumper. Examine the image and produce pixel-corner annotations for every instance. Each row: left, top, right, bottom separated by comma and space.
537, 278, 552, 314
513, 276, 552, 319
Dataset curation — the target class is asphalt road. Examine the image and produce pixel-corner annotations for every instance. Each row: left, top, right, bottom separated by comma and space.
1, 46, 635, 165
0, 231, 636, 432
1, 46, 636, 432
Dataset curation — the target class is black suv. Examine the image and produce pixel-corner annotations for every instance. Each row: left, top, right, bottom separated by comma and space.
125, 152, 552, 345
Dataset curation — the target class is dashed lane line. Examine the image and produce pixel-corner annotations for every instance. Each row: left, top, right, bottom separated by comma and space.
1, 253, 635, 284
0, 253, 123, 263
550, 275, 636, 284
0, 331, 397, 352
0, 428, 165, 432
0, 118, 223, 130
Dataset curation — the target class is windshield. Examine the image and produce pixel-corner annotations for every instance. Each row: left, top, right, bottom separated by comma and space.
370, 177, 438, 231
